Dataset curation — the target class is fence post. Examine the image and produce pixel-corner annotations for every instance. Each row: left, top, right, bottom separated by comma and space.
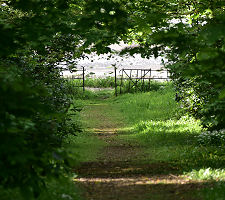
135, 69, 138, 93
128, 70, 132, 92
114, 67, 117, 96
120, 69, 123, 94
148, 69, 151, 91
141, 69, 144, 91
82, 67, 85, 92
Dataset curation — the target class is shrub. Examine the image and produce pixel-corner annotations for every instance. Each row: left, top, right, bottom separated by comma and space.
197, 129, 225, 146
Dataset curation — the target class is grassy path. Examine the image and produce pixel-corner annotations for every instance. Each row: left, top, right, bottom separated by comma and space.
74, 95, 204, 200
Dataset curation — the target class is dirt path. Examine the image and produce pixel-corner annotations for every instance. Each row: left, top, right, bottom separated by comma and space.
75, 102, 204, 200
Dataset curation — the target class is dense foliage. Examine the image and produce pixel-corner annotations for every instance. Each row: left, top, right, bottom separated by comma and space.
0, 1, 77, 198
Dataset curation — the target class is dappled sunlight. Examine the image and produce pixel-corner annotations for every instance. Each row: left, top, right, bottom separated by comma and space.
118, 116, 202, 149
75, 176, 200, 186
75, 160, 205, 186
116, 115, 225, 173
134, 116, 202, 135
93, 127, 133, 134
94, 128, 118, 135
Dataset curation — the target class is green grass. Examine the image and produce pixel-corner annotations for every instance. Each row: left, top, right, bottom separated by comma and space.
68, 77, 114, 88
112, 84, 179, 124
76, 83, 225, 199
71, 83, 225, 199
117, 79, 168, 94
85, 77, 115, 88
67, 83, 225, 199
63, 132, 106, 163
102, 84, 225, 198
64, 99, 106, 163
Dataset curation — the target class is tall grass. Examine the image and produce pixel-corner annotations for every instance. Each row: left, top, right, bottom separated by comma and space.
117, 79, 167, 94
113, 84, 178, 124
85, 77, 115, 88
68, 77, 114, 88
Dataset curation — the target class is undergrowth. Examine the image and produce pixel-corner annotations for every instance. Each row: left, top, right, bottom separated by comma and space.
0, 178, 82, 200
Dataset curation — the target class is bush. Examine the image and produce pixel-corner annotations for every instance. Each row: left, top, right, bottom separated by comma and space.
197, 130, 225, 146
0, 58, 80, 198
